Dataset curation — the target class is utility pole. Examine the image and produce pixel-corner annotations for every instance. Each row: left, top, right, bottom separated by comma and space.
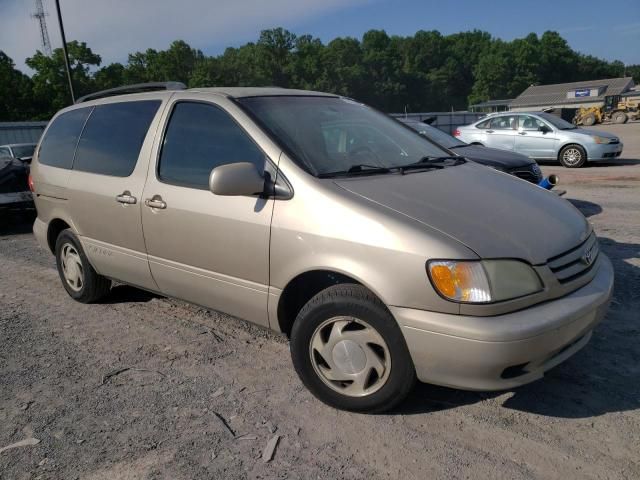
54, 0, 75, 103
32, 0, 53, 56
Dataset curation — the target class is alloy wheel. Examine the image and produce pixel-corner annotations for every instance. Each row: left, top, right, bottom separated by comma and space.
562, 148, 583, 167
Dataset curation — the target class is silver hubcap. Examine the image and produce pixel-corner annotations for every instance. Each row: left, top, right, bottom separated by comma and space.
562, 148, 582, 166
309, 316, 391, 397
61, 243, 84, 292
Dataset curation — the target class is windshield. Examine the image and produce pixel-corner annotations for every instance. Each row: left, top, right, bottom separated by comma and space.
238, 96, 451, 176
402, 121, 466, 149
537, 113, 576, 130
11, 145, 36, 158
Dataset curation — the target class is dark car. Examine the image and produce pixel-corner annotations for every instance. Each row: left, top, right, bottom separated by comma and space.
0, 143, 35, 212
398, 119, 543, 184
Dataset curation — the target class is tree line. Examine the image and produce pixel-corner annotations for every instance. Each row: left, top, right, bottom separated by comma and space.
1, 27, 638, 121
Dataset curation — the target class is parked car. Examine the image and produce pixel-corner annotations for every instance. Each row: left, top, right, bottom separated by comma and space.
454, 112, 623, 168
398, 119, 543, 184
31, 84, 613, 413
0, 143, 37, 161
0, 144, 35, 212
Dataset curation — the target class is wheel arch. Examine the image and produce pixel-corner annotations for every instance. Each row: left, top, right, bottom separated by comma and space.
47, 218, 73, 253
275, 269, 386, 337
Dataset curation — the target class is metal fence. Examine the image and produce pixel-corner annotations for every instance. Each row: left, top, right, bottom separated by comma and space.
390, 112, 486, 135
0, 122, 48, 145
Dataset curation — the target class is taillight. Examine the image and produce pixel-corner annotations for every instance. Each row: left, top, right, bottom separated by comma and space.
453, 129, 461, 137
28, 174, 35, 192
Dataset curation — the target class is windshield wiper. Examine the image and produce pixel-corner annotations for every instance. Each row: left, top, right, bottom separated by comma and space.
397, 156, 463, 173
317, 164, 393, 178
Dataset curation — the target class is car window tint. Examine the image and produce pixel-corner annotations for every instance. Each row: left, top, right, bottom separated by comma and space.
158, 102, 266, 189
0, 147, 10, 156
476, 119, 491, 129
518, 115, 546, 130
38, 108, 91, 169
490, 116, 517, 130
74, 100, 160, 177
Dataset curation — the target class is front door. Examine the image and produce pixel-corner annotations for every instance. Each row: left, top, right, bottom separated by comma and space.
141, 97, 275, 327
485, 115, 518, 151
515, 115, 557, 159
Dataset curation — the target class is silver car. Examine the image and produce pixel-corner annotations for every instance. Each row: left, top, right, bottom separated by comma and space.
31, 85, 614, 412
455, 112, 623, 168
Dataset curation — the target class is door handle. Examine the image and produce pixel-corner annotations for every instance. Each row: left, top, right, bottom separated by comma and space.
145, 195, 166, 210
116, 191, 137, 204
518, 132, 527, 135
486, 130, 494, 133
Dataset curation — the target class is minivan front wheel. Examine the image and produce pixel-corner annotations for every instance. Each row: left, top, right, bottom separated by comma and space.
290, 284, 415, 413
559, 145, 587, 168
55, 229, 111, 303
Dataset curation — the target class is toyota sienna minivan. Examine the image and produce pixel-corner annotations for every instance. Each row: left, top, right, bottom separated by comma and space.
30, 84, 614, 412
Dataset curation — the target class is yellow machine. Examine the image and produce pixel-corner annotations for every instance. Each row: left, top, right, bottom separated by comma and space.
574, 94, 640, 126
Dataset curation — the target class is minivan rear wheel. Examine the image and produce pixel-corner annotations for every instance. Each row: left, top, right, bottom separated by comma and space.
55, 229, 111, 303
290, 284, 416, 413
559, 144, 587, 168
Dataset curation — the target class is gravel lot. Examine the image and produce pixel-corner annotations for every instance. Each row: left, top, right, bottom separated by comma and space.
1, 122, 639, 479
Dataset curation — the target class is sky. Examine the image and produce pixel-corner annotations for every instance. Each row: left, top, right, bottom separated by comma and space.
1, 0, 639, 74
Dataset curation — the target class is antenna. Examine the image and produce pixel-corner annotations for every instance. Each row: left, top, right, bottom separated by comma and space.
32, 0, 53, 56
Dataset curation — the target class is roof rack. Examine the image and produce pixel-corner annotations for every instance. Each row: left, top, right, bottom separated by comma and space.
75, 81, 187, 104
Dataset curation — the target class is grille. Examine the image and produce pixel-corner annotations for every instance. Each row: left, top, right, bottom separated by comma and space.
547, 233, 599, 284
510, 164, 542, 184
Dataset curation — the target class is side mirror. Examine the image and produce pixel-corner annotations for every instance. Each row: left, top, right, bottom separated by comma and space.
538, 125, 551, 133
209, 162, 265, 196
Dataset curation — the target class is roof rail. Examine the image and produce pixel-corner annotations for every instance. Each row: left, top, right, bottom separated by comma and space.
75, 81, 187, 104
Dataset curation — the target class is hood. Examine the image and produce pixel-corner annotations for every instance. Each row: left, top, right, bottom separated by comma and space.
334, 162, 590, 265
451, 144, 533, 169
570, 128, 619, 140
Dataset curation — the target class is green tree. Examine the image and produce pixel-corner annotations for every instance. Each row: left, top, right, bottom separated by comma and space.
26, 41, 101, 117
0, 51, 36, 121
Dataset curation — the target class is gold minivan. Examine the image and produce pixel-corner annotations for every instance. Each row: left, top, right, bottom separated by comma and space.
30, 84, 613, 412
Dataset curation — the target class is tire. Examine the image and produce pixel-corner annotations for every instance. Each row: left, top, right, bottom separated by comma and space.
290, 284, 416, 413
559, 144, 587, 168
612, 111, 628, 124
55, 229, 111, 303
582, 113, 596, 126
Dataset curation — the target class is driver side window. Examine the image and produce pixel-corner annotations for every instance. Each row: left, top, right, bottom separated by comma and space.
518, 115, 546, 131
158, 102, 266, 189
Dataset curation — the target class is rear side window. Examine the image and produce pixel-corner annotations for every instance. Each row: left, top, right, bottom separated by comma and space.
158, 102, 265, 189
38, 108, 91, 169
476, 119, 491, 129
74, 100, 160, 177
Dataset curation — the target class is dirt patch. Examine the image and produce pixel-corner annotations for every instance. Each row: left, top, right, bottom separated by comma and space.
1, 151, 640, 478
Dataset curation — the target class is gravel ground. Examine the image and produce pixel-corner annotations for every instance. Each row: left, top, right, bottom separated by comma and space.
1, 123, 639, 479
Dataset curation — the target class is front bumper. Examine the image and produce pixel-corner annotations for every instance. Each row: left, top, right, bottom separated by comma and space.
392, 254, 614, 390
587, 142, 623, 161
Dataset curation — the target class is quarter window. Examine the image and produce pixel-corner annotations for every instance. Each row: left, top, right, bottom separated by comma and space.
38, 107, 91, 169
158, 102, 266, 189
74, 100, 160, 177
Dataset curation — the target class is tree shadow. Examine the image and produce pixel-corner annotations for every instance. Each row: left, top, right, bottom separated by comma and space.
0, 210, 36, 235
537, 158, 640, 167
394, 236, 640, 419
567, 198, 603, 217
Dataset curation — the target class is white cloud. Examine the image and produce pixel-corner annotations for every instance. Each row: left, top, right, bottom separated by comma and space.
0, 0, 371, 73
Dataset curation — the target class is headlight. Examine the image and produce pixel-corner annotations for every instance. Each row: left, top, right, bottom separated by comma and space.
427, 260, 542, 303
591, 135, 611, 144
